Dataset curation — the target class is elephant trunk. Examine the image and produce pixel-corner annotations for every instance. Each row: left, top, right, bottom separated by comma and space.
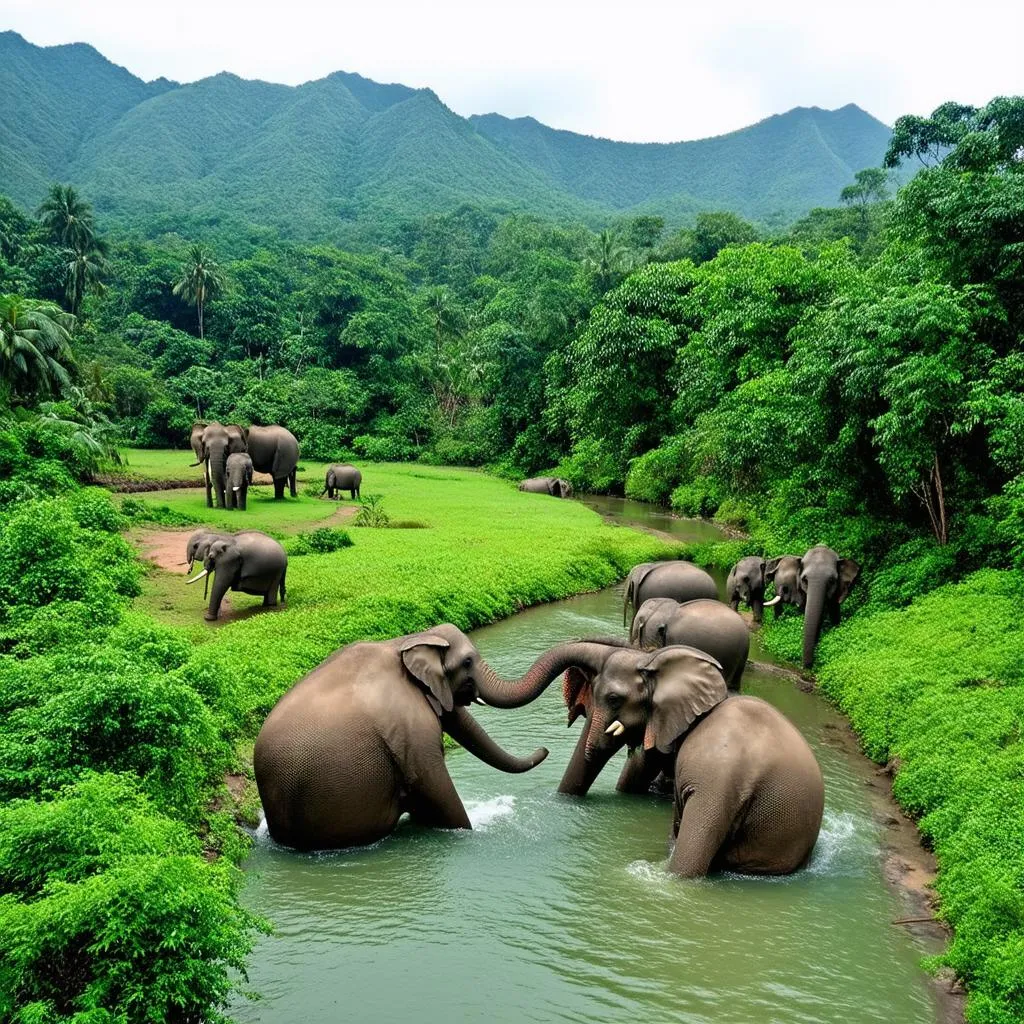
802, 580, 827, 670
556, 716, 624, 796
474, 641, 607, 709
442, 706, 548, 773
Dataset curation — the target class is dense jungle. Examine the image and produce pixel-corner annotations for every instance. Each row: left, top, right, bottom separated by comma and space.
1, 64, 1023, 1024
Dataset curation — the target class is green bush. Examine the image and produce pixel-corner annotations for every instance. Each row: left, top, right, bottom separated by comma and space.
670, 476, 723, 518
70, 488, 128, 533
119, 497, 199, 527
625, 436, 688, 504
289, 527, 354, 555
352, 494, 391, 527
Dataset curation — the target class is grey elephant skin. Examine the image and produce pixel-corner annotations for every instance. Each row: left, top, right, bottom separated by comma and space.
186, 531, 287, 621
557, 642, 824, 876
792, 545, 861, 668
518, 477, 573, 498
184, 529, 230, 573
244, 425, 299, 500
630, 597, 749, 691
253, 625, 602, 851
764, 555, 805, 620
191, 421, 247, 509
322, 463, 361, 500
726, 556, 772, 623
226, 453, 253, 511
622, 561, 719, 630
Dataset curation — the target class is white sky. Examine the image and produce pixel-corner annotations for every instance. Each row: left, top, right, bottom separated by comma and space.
3, 0, 1023, 142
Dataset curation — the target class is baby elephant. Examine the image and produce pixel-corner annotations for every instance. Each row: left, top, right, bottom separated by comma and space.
630, 597, 749, 691
726, 556, 777, 623
519, 477, 573, 498
322, 463, 362, 500
186, 531, 287, 621
226, 452, 254, 511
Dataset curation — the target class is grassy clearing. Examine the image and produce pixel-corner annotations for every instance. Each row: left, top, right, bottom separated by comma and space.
131, 459, 676, 729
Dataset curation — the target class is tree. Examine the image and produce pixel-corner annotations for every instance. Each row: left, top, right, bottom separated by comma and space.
172, 244, 225, 340
840, 168, 890, 232
36, 184, 97, 251
587, 229, 631, 293
64, 237, 109, 316
0, 294, 76, 398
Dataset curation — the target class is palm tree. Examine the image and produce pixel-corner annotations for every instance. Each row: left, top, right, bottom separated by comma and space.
0, 294, 76, 397
37, 184, 97, 251
173, 244, 225, 339
587, 229, 631, 293
64, 237, 109, 316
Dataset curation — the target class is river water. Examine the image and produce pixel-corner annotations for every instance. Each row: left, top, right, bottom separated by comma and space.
231, 500, 940, 1024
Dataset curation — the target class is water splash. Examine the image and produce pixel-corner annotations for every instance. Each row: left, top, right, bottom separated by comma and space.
806, 810, 873, 876
465, 794, 516, 829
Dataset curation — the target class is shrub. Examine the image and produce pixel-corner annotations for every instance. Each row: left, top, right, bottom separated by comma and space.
625, 436, 688, 504
119, 497, 199, 527
352, 494, 390, 527
353, 433, 418, 462
671, 476, 723, 518
70, 488, 128, 533
289, 528, 354, 555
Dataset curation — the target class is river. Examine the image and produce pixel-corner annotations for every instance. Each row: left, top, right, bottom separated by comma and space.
230, 499, 942, 1024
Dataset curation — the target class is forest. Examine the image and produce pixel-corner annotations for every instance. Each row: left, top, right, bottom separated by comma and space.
1, 95, 1023, 1024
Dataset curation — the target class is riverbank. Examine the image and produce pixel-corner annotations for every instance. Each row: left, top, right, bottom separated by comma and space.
661, 524, 1023, 1024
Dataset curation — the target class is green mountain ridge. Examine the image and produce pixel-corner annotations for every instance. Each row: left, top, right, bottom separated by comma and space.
0, 30, 899, 236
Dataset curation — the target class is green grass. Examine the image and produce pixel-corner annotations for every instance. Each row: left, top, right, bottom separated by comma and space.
128, 459, 676, 729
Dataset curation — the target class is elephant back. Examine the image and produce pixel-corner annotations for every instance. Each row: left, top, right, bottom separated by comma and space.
662, 599, 749, 690
246, 425, 300, 479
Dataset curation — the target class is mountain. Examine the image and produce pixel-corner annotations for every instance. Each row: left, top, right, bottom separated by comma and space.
0, 31, 899, 237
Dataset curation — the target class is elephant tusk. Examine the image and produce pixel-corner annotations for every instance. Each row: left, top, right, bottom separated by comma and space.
605, 720, 625, 736
763, 595, 782, 607
473, 697, 487, 705
186, 569, 210, 585
233, 486, 240, 492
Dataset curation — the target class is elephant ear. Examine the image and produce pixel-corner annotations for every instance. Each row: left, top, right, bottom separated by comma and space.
562, 666, 594, 726
764, 556, 783, 581
400, 635, 452, 716
837, 558, 861, 603
640, 646, 728, 754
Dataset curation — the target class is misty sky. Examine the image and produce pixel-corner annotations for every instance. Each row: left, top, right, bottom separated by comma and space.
3, 0, 1022, 142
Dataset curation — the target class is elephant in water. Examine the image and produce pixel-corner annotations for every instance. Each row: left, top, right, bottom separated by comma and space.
628, 597, 749, 691
726, 556, 774, 624
253, 626, 600, 851
793, 545, 861, 669
622, 561, 718, 630
191, 421, 246, 509
186, 531, 287, 621
322, 463, 361, 500
556, 641, 824, 876
244, 425, 299, 500
518, 477, 573, 498
225, 452, 253, 511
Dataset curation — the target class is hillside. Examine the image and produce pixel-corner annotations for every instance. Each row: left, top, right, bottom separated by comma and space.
0, 31, 899, 235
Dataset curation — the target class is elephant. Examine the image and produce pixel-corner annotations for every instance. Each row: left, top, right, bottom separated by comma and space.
793, 545, 861, 669
189, 422, 207, 464
518, 477, 574, 498
226, 452, 254, 511
622, 561, 719, 630
190, 422, 233, 509
185, 531, 288, 621
244, 425, 299, 500
253, 625, 601, 851
763, 555, 805, 620
225, 424, 247, 453
183, 529, 229, 573
629, 597, 749, 691
322, 464, 361, 500
726, 556, 775, 624
556, 641, 825, 876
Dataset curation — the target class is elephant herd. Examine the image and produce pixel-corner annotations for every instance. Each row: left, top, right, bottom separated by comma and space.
253, 547, 857, 878
190, 421, 300, 507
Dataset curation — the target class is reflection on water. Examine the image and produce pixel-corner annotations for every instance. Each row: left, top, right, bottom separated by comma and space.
231, 512, 939, 1024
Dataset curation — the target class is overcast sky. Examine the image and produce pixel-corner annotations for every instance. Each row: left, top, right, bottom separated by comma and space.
4, 0, 1022, 142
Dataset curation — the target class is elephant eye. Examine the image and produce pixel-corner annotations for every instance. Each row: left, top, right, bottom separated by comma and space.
462, 656, 472, 668
606, 692, 624, 709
